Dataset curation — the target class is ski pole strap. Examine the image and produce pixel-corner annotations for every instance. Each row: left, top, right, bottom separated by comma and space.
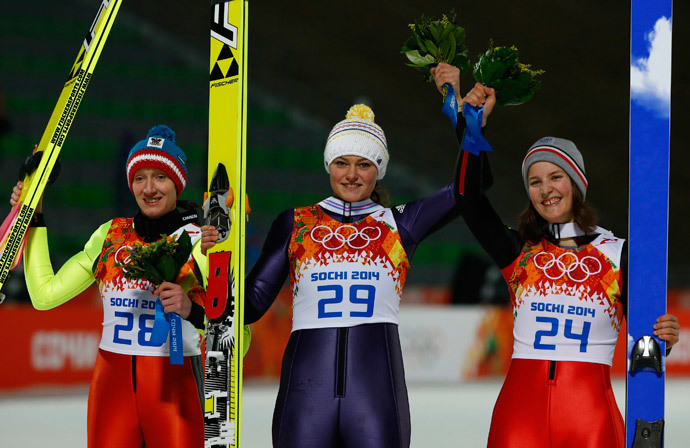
441, 83, 459, 129
150, 297, 184, 365
461, 103, 493, 156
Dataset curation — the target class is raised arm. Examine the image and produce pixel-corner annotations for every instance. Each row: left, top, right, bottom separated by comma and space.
392, 67, 515, 263
9, 179, 102, 308
431, 71, 523, 270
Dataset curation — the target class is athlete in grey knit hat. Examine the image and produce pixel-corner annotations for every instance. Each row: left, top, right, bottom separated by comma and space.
521, 136, 588, 199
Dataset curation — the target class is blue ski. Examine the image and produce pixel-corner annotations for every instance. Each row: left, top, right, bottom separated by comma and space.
626, 1, 672, 447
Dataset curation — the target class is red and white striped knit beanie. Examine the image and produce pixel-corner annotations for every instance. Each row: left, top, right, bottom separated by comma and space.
126, 125, 187, 198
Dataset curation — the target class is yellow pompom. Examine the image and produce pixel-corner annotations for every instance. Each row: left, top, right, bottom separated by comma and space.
345, 104, 375, 122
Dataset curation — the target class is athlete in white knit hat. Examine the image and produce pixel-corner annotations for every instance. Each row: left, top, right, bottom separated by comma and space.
201, 75, 479, 447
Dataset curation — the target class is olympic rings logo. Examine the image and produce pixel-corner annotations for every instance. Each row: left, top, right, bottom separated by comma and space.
114, 245, 133, 266
532, 251, 602, 282
310, 225, 382, 250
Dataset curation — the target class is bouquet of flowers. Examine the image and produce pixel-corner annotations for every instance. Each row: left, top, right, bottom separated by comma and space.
401, 10, 469, 83
117, 231, 193, 286
115, 231, 193, 365
473, 42, 545, 106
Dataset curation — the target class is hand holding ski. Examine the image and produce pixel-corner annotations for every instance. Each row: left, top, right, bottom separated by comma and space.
0, 153, 55, 302
652, 314, 679, 346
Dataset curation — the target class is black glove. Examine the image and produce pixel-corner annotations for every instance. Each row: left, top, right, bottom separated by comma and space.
19, 150, 61, 185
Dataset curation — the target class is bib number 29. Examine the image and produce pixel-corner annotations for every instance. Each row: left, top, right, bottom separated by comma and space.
533, 316, 591, 352
318, 284, 375, 318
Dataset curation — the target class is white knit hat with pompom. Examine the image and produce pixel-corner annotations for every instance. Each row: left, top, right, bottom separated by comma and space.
324, 104, 389, 180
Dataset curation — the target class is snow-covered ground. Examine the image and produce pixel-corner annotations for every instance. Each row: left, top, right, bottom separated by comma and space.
1, 379, 689, 447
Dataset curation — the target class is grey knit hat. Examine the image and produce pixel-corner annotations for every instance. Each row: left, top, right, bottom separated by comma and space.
522, 136, 588, 199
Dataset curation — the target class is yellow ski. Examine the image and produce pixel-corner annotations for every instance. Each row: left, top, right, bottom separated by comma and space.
0, 0, 122, 301
203, 1, 248, 447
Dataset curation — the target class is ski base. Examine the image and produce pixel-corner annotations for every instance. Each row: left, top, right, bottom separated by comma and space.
631, 419, 664, 448
204, 343, 236, 447
203, 0, 249, 446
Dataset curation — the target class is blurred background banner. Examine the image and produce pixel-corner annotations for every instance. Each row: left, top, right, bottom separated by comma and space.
0, 290, 101, 390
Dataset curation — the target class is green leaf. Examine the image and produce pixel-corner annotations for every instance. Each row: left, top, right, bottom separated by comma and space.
445, 32, 456, 63
404, 50, 436, 65
144, 264, 164, 286
412, 30, 427, 53
454, 27, 466, 45
429, 24, 442, 42
172, 231, 193, 272
440, 39, 451, 63
440, 24, 453, 42
401, 36, 418, 53
424, 40, 439, 58
158, 254, 177, 283
453, 54, 470, 74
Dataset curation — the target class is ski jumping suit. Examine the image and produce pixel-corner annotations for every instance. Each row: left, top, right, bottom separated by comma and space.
24, 203, 207, 448
243, 118, 475, 447
246, 194, 459, 448
456, 142, 626, 447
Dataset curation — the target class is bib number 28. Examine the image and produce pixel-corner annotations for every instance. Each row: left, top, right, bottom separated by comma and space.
113, 311, 162, 347
318, 284, 375, 318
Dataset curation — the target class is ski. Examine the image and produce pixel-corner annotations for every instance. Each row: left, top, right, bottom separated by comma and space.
626, 1, 672, 447
0, 150, 62, 280
0, 0, 122, 302
203, 1, 249, 447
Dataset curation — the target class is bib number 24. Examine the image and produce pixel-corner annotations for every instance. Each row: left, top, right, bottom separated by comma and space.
533, 316, 591, 352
